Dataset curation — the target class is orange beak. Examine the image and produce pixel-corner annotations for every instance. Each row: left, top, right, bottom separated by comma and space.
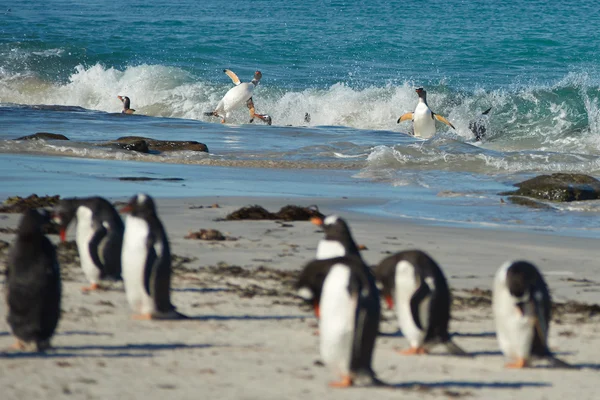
313, 301, 320, 318
59, 227, 67, 242
120, 204, 132, 213
385, 295, 394, 310
310, 216, 323, 226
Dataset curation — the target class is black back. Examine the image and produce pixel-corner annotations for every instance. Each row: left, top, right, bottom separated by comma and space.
6, 209, 61, 349
505, 261, 551, 356
124, 194, 177, 316
54, 196, 124, 280
374, 250, 452, 343
469, 107, 492, 141
295, 258, 335, 304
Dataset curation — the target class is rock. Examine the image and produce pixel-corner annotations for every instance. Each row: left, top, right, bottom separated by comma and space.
225, 205, 324, 221
108, 139, 150, 153
115, 136, 208, 153
0, 194, 61, 213
500, 173, 600, 202
16, 132, 70, 141
505, 196, 555, 209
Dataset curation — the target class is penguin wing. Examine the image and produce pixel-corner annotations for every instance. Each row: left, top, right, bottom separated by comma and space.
88, 224, 108, 271
224, 69, 241, 86
149, 236, 175, 313
143, 234, 158, 296
349, 271, 380, 375
397, 112, 413, 124
531, 288, 549, 350
433, 114, 455, 129
410, 282, 432, 330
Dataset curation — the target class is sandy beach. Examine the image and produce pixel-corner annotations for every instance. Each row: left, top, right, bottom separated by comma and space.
0, 195, 599, 400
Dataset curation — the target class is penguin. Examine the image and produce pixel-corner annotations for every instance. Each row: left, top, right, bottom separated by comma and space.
374, 250, 467, 356
117, 95, 135, 114
493, 260, 572, 368
204, 69, 272, 125
310, 215, 361, 260
6, 209, 61, 351
53, 196, 124, 292
120, 193, 186, 320
397, 87, 455, 138
296, 256, 382, 387
469, 107, 492, 141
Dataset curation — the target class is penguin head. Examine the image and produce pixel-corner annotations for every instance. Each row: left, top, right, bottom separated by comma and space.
120, 193, 157, 218
252, 71, 262, 85
505, 261, 539, 299
117, 95, 131, 109
18, 209, 51, 236
311, 215, 353, 241
415, 87, 427, 101
52, 199, 79, 241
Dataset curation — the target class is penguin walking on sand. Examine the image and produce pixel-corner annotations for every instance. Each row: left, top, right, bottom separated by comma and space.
6, 209, 61, 352
53, 197, 124, 292
397, 88, 455, 138
310, 215, 362, 260
374, 250, 467, 356
493, 260, 572, 368
120, 193, 186, 320
117, 95, 135, 114
296, 256, 382, 387
205, 69, 272, 125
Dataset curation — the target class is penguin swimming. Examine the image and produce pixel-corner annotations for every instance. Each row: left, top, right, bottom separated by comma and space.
53, 197, 123, 292
310, 215, 361, 260
374, 250, 467, 356
397, 88, 455, 138
204, 69, 272, 125
120, 193, 186, 320
6, 209, 61, 351
117, 95, 135, 114
297, 256, 382, 387
493, 260, 572, 368
469, 107, 492, 141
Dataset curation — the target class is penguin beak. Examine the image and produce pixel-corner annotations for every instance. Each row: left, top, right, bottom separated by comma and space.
313, 301, 320, 318
310, 217, 323, 226
120, 204, 133, 213
385, 295, 394, 310
59, 227, 67, 242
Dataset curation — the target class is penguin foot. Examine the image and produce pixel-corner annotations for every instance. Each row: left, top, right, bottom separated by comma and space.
505, 358, 527, 369
132, 313, 153, 320
398, 346, 428, 355
329, 375, 353, 388
9, 339, 26, 351
81, 283, 101, 292
36, 339, 51, 352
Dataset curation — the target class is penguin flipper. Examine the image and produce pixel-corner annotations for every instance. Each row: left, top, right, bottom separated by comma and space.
223, 69, 241, 86
88, 225, 108, 273
481, 107, 492, 115
433, 114, 455, 129
410, 282, 431, 331
397, 112, 413, 124
148, 235, 176, 315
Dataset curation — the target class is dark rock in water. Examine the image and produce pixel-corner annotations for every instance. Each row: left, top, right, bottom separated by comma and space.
117, 177, 184, 181
108, 139, 150, 153
16, 132, 70, 141
225, 205, 324, 221
0, 194, 61, 213
506, 196, 555, 209
115, 136, 209, 153
500, 173, 600, 202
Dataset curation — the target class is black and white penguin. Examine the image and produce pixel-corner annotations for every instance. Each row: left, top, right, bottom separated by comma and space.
53, 196, 124, 292
397, 88, 455, 138
296, 255, 382, 387
469, 107, 492, 141
117, 95, 135, 114
6, 209, 61, 351
120, 193, 186, 320
204, 69, 272, 125
310, 215, 361, 260
374, 250, 467, 356
493, 260, 572, 368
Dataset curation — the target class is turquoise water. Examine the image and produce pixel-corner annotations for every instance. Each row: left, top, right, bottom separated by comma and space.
2, 0, 600, 235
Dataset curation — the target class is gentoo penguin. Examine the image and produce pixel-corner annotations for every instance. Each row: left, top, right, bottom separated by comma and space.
311, 215, 361, 260
374, 250, 467, 356
296, 256, 382, 387
397, 87, 455, 138
493, 260, 572, 368
120, 193, 186, 320
53, 197, 124, 292
204, 69, 272, 125
6, 209, 61, 351
469, 107, 492, 141
117, 95, 135, 114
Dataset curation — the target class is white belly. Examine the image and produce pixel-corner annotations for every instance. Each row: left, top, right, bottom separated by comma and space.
395, 261, 427, 347
218, 83, 254, 114
75, 206, 101, 284
413, 103, 436, 138
316, 239, 345, 260
493, 267, 535, 360
122, 215, 155, 315
319, 264, 356, 377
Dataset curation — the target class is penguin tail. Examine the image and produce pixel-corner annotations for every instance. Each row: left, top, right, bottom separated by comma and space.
152, 309, 189, 320
443, 339, 471, 357
353, 370, 389, 387
546, 355, 578, 369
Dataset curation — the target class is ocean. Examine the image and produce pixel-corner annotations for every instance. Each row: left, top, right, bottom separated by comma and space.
2, 0, 600, 236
